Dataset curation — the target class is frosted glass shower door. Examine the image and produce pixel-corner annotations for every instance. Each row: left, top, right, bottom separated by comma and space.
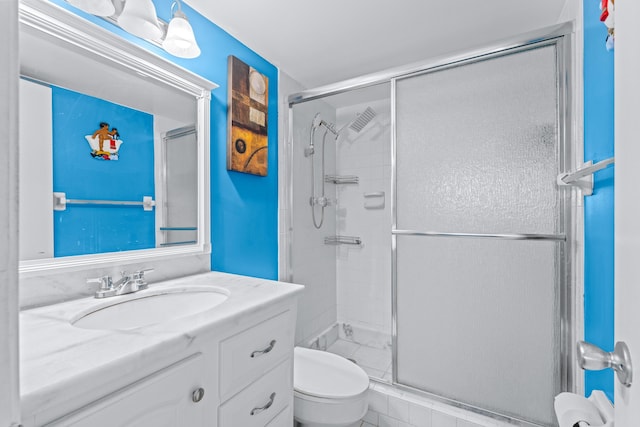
394, 45, 566, 426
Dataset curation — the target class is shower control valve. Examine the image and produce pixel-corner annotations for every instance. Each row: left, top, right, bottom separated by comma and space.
310, 196, 332, 207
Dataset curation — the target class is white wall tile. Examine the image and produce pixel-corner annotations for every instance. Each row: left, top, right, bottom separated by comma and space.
379, 414, 400, 427
409, 402, 433, 427
369, 388, 389, 415
335, 97, 392, 334
286, 88, 339, 345
388, 395, 410, 423
364, 409, 379, 425
432, 411, 457, 427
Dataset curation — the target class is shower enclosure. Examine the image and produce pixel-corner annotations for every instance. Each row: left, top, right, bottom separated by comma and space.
286, 26, 576, 427
157, 125, 198, 247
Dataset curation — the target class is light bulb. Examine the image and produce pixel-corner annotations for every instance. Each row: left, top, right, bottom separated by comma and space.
118, 0, 163, 40
163, 10, 201, 59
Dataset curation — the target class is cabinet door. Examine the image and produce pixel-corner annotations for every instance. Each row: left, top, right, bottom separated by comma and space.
47, 354, 207, 427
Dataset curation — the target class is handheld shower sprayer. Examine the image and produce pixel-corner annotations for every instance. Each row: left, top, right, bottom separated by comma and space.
306, 113, 339, 158
313, 113, 338, 136
305, 114, 322, 157
320, 120, 338, 136
312, 113, 323, 129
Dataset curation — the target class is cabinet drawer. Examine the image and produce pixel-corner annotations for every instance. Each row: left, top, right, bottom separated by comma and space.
220, 310, 294, 399
218, 359, 292, 427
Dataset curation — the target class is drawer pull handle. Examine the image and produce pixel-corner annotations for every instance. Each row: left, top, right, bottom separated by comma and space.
250, 392, 276, 416
192, 387, 205, 403
250, 339, 276, 358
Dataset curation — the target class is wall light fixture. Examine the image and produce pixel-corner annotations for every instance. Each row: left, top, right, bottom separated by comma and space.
65, 0, 201, 59
117, 0, 163, 40
162, 1, 201, 59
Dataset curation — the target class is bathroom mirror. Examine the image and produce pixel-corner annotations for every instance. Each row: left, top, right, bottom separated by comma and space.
18, 0, 217, 273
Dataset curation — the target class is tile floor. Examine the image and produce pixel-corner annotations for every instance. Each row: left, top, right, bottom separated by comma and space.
326, 338, 392, 381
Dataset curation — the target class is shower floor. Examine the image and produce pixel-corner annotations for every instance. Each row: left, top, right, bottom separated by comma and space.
326, 338, 392, 382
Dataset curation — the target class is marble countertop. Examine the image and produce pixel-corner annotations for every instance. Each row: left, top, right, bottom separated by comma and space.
19, 271, 304, 424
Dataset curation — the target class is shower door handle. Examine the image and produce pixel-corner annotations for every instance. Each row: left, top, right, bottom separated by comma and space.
577, 340, 633, 387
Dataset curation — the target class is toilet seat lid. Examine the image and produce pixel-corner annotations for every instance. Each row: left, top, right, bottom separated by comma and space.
294, 347, 369, 399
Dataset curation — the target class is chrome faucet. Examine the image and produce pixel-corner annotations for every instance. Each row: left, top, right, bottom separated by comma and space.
88, 268, 154, 299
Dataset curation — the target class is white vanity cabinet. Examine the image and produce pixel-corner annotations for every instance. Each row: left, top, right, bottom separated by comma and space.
47, 354, 208, 427
20, 273, 303, 427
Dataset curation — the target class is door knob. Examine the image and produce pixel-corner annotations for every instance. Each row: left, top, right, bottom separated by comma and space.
577, 340, 633, 387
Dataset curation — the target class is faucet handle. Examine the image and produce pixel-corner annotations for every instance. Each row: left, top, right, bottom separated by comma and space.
134, 268, 154, 279
87, 275, 113, 290
132, 268, 154, 289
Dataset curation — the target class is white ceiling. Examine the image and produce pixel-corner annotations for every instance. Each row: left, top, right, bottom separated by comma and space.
187, 0, 571, 89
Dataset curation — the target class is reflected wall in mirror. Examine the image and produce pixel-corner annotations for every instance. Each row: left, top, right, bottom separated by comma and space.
18, 0, 216, 270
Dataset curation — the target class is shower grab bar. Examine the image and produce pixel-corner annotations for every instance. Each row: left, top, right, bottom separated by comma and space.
392, 229, 566, 242
324, 235, 362, 245
324, 175, 359, 185
557, 157, 614, 196
53, 192, 155, 211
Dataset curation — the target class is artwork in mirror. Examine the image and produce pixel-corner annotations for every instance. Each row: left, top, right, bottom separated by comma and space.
18, 0, 216, 270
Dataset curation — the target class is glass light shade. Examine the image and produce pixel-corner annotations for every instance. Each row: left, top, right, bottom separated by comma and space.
162, 11, 201, 59
66, 0, 115, 16
117, 0, 163, 40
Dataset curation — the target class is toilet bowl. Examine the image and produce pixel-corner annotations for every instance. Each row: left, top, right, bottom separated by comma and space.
294, 346, 370, 427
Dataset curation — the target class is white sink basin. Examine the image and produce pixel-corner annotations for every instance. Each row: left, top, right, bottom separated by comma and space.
72, 288, 229, 330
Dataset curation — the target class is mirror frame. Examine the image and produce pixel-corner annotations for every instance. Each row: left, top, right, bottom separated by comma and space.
18, 0, 217, 274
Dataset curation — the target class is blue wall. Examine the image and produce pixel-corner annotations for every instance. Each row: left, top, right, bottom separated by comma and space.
50, 0, 279, 279
52, 86, 155, 256
583, 0, 615, 400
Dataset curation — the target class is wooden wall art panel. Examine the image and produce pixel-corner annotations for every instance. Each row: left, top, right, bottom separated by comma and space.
227, 56, 269, 176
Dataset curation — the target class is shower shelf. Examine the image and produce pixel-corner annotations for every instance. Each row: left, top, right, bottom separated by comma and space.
324, 235, 362, 246
324, 175, 359, 185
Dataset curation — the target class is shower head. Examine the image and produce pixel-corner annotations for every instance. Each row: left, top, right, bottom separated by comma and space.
348, 107, 377, 133
336, 107, 377, 136
311, 113, 338, 135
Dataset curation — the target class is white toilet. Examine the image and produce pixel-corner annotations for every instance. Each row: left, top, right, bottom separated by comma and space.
293, 346, 370, 427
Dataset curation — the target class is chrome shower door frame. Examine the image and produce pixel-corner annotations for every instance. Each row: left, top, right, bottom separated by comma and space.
390, 33, 576, 426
